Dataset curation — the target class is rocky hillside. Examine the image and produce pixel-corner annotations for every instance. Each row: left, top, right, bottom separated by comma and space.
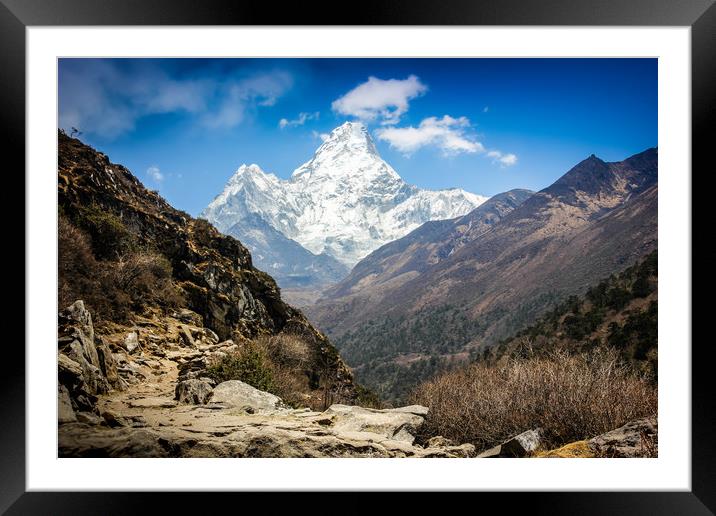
309, 149, 657, 401
321, 188, 534, 301
484, 250, 658, 378
57, 131, 359, 413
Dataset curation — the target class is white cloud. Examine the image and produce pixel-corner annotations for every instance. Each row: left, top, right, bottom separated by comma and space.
375, 115, 484, 156
59, 61, 293, 138
146, 166, 164, 183
204, 71, 293, 129
312, 130, 330, 142
331, 75, 427, 125
279, 111, 320, 129
487, 150, 518, 167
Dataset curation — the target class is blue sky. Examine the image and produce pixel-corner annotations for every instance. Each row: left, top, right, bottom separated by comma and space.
59, 58, 657, 216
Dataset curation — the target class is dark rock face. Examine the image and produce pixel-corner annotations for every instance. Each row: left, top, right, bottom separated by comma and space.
58, 132, 357, 402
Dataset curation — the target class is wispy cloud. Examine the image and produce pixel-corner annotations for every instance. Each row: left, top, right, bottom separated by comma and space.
59, 60, 293, 138
331, 75, 427, 125
312, 130, 330, 142
146, 165, 164, 183
375, 115, 484, 156
204, 71, 293, 129
279, 111, 320, 129
487, 150, 518, 167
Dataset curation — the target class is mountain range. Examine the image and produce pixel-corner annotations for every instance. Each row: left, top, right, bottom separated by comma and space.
307, 148, 658, 400
201, 122, 486, 289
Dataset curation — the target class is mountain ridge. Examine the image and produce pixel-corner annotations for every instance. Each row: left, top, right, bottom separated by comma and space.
201, 121, 488, 286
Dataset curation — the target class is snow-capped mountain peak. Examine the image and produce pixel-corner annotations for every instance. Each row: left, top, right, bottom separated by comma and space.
291, 121, 396, 183
201, 122, 488, 277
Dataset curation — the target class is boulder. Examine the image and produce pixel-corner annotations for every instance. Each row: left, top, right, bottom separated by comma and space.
58, 385, 77, 424
96, 339, 126, 390
209, 380, 284, 412
65, 340, 111, 395
478, 428, 543, 458
58, 300, 100, 370
76, 412, 105, 425
325, 404, 427, 444
589, 417, 657, 457
175, 379, 214, 405
178, 325, 195, 347
101, 410, 148, 428
123, 332, 140, 353
423, 443, 476, 458
58, 353, 83, 389
174, 308, 204, 327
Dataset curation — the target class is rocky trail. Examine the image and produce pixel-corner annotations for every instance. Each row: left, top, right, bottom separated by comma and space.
58, 301, 475, 458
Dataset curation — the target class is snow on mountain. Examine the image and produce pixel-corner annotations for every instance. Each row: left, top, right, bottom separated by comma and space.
201, 121, 487, 279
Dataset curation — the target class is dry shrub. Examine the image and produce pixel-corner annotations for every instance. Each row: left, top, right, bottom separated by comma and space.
58, 214, 183, 321
108, 251, 183, 310
58, 214, 131, 320
410, 348, 657, 452
206, 333, 321, 409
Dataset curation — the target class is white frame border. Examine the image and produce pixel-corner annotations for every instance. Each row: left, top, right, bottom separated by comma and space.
26, 26, 690, 491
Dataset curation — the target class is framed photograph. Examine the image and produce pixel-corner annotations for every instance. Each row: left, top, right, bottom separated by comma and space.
6, 0, 713, 512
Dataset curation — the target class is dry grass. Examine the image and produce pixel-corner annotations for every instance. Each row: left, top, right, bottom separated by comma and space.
410, 348, 657, 452
532, 440, 594, 458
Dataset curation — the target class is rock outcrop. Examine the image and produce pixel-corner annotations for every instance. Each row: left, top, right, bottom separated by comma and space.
588, 416, 658, 457
477, 428, 543, 458
208, 380, 284, 411
532, 417, 658, 458
58, 300, 126, 418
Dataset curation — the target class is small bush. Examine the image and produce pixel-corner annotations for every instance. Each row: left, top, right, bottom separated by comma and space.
76, 203, 136, 260
410, 348, 657, 452
204, 340, 276, 393
192, 218, 216, 247
108, 251, 183, 309
204, 334, 321, 409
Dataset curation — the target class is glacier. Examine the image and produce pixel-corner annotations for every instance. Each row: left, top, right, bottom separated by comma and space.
201, 121, 487, 284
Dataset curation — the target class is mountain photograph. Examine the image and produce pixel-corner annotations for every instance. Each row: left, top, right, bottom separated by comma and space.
56, 58, 658, 458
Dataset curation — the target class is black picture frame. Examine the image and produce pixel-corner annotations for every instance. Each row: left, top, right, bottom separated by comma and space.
4, 0, 713, 513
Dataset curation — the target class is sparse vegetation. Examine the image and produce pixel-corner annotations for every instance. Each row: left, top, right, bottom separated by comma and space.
58, 213, 183, 322
485, 250, 658, 379
411, 348, 657, 452
192, 218, 217, 247
205, 340, 278, 394
204, 333, 348, 410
